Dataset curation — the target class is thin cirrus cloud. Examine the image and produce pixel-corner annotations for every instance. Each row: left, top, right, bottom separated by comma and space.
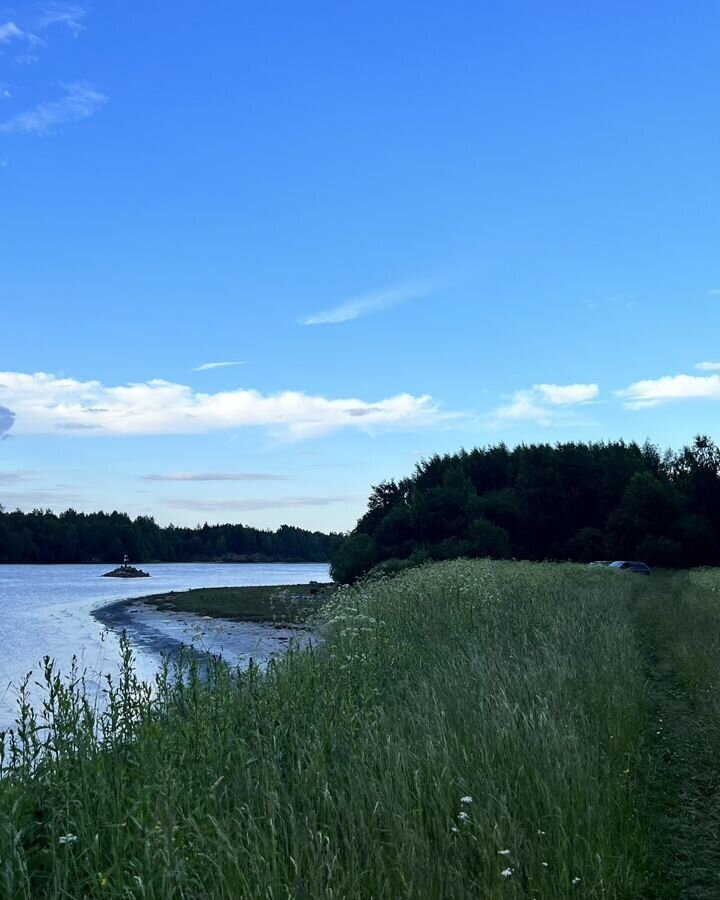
489, 383, 600, 427
143, 472, 287, 482
302, 281, 433, 325
0, 488, 84, 507
0, 370, 449, 439
37, 4, 87, 35
160, 496, 353, 512
695, 361, 720, 371
0, 82, 106, 136
0, 22, 40, 45
193, 361, 246, 372
0, 469, 34, 483
617, 373, 720, 409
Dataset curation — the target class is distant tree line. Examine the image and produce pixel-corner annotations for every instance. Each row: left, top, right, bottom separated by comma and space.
330, 436, 720, 582
0, 507, 341, 564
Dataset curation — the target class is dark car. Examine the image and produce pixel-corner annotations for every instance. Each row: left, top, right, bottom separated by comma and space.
609, 560, 651, 575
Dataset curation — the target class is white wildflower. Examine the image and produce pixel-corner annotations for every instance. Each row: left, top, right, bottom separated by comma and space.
460, 795, 473, 804
457, 811, 470, 823
58, 834, 78, 845
572, 877, 581, 885
498, 849, 512, 856
450, 826, 460, 833
500, 867, 513, 878
542, 862, 549, 867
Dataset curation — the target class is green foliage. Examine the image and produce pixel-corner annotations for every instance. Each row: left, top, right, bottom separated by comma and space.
332, 435, 720, 578
0, 507, 341, 564
328, 532, 378, 583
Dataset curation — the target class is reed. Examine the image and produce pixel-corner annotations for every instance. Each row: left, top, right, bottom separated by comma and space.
0, 560, 686, 898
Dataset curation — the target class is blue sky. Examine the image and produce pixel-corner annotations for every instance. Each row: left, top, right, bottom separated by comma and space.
1, 1, 720, 532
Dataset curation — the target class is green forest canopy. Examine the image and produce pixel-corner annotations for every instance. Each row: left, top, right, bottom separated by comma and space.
0, 507, 341, 564
330, 436, 720, 582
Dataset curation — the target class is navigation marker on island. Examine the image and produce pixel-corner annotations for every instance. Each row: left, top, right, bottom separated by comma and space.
102, 553, 151, 578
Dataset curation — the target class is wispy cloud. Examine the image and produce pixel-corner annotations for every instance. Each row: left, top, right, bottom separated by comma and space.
0, 21, 40, 46
708, 289, 720, 296
0, 82, 106, 135
695, 361, 720, 371
303, 281, 433, 325
0, 488, 84, 508
37, 4, 86, 35
193, 361, 246, 372
489, 383, 600, 426
0, 370, 451, 439
617, 373, 720, 409
0, 469, 34, 483
161, 495, 353, 512
143, 472, 287, 482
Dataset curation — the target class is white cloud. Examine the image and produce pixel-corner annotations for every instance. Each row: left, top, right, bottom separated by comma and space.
0, 371, 449, 439
0, 82, 106, 136
695, 361, 720, 371
617, 373, 720, 409
193, 361, 246, 371
708, 289, 720, 296
490, 383, 600, 426
303, 281, 432, 325
37, 4, 86, 35
533, 384, 599, 405
144, 472, 287, 482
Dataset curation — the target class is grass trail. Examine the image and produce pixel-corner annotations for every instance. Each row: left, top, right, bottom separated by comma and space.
631, 571, 720, 899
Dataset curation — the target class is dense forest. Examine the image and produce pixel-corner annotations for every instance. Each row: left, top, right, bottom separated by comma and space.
330, 436, 720, 582
0, 507, 341, 564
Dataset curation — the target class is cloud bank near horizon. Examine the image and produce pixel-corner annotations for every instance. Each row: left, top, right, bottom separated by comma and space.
143, 472, 287, 482
0, 371, 448, 439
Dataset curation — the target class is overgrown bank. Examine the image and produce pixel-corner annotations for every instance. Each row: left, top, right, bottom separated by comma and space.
330, 436, 720, 581
0, 561, 717, 898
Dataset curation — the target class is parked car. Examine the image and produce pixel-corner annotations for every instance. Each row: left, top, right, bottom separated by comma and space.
609, 560, 651, 575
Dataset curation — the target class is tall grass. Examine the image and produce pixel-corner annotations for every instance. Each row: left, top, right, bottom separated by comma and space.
0, 560, 654, 898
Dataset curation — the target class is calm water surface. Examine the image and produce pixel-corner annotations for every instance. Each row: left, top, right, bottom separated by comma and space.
0, 563, 330, 730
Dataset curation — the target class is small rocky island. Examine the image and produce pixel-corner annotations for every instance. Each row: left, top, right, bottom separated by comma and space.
102, 554, 150, 578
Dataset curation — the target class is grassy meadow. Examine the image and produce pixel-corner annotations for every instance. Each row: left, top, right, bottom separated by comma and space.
1, 560, 720, 898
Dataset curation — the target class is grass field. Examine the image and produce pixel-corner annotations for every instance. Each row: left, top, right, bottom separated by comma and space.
132, 582, 333, 625
1, 560, 719, 898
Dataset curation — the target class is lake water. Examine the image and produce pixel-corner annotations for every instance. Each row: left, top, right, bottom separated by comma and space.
0, 563, 330, 731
